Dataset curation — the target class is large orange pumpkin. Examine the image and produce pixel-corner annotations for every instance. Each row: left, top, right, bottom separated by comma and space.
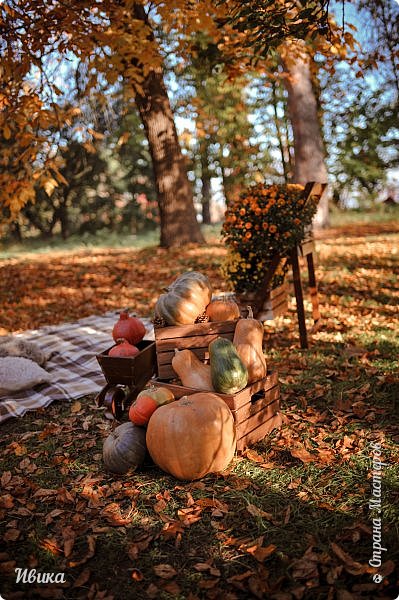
146, 393, 236, 480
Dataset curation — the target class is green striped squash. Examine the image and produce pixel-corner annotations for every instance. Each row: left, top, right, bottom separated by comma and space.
209, 337, 248, 394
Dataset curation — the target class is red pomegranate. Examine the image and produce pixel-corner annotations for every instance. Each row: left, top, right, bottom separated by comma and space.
108, 338, 140, 358
112, 310, 146, 345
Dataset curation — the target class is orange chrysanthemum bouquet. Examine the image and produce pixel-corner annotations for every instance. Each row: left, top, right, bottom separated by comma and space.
221, 183, 318, 294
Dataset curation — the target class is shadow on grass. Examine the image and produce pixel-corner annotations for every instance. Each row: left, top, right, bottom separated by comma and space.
2, 460, 398, 599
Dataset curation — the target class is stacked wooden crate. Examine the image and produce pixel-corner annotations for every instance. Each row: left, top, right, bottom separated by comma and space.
153, 318, 282, 452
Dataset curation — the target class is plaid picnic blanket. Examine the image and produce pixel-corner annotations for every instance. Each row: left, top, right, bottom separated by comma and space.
0, 312, 153, 424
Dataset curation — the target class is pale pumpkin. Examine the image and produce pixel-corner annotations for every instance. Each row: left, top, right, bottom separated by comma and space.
155, 271, 213, 326
172, 349, 214, 391
103, 422, 147, 474
205, 297, 240, 322
233, 306, 267, 384
146, 393, 236, 480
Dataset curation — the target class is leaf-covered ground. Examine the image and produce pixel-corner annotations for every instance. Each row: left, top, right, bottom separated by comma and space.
0, 220, 398, 599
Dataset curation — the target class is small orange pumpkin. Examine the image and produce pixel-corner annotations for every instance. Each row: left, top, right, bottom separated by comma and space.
128, 386, 175, 426
205, 297, 240, 322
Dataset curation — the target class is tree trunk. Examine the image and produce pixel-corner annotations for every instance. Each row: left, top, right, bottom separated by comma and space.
271, 81, 289, 183
132, 5, 204, 247
282, 106, 294, 180
220, 161, 229, 205
11, 221, 22, 242
200, 141, 212, 224
280, 41, 329, 228
58, 200, 69, 240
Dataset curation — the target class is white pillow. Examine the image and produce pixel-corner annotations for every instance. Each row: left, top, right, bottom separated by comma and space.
0, 357, 51, 394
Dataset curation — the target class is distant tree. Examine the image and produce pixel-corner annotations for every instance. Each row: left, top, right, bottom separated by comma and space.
319, 1, 398, 204
330, 86, 399, 201
357, 0, 399, 96
280, 40, 329, 227
173, 35, 275, 217
13, 93, 157, 240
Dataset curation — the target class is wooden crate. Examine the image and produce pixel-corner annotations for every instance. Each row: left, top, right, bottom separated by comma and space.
154, 320, 237, 380
238, 281, 289, 321
151, 371, 281, 452
96, 340, 157, 388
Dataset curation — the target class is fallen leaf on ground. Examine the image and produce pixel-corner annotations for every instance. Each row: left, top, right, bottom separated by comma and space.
153, 564, 177, 579
330, 542, 370, 575
246, 503, 274, 519
73, 568, 91, 588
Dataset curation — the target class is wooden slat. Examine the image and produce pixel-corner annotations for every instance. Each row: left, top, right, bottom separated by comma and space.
219, 371, 278, 411
263, 291, 285, 309
156, 331, 234, 353
302, 181, 327, 207
236, 413, 283, 452
235, 397, 280, 437
298, 239, 315, 257
306, 252, 321, 323
257, 298, 288, 321
151, 371, 279, 412
233, 385, 280, 424
262, 290, 287, 311
154, 320, 237, 341
290, 246, 308, 349
269, 281, 289, 300
157, 347, 208, 366
157, 364, 180, 380
274, 298, 289, 315
251, 253, 282, 316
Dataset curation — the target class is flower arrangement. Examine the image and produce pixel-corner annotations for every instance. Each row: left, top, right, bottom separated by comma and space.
221, 183, 318, 295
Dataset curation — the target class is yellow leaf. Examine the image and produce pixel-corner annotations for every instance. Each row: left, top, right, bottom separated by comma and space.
3, 124, 11, 140
71, 401, 82, 413
13, 443, 27, 456
43, 177, 58, 196
117, 132, 130, 146
82, 142, 97, 154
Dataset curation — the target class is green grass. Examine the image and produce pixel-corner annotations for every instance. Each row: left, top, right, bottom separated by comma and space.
0, 224, 223, 259
329, 204, 399, 226
2, 206, 399, 259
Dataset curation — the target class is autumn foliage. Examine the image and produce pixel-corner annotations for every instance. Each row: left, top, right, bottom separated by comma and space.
0, 0, 334, 226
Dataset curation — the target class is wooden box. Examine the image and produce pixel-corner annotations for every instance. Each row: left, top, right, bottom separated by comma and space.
96, 340, 157, 389
238, 281, 289, 321
151, 371, 281, 452
154, 320, 238, 380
